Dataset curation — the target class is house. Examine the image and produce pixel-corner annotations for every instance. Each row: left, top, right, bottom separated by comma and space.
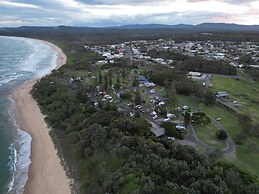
158, 101, 166, 106
215, 91, 228, 98
188, 71, 200, 76
166, 113, 176, 119
102, 52, 111, 58
150, 122, 165, 137
107, 55, 115, 60
114, 53, 124, 58
97, 60, 108, 65
132, 48, 140, 55
153, 58, 165, 64
188, 71, 207, 81
149, 89, 156, 94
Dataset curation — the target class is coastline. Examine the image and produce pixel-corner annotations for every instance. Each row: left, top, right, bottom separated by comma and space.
11, 40, 70, 194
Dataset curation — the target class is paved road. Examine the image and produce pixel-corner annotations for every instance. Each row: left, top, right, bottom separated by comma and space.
209, 116, 236, 155
185, 124, 214, 150
204, 74, 211, 90
179, 115, 214, 150
183, 115, 236, 155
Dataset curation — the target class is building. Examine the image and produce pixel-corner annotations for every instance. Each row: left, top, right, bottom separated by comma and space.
215, 91, 228, 98
188, 71, 201, 77
188, 71, 207, 81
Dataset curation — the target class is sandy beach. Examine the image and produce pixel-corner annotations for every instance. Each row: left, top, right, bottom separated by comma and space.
11, 40, 71, 194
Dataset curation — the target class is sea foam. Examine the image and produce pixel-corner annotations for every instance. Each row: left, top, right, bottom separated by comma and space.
0, 36, 57, 194
7, 103, 32, 194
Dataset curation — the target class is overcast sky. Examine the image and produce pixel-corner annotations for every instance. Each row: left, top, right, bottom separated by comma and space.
0, 0, 259, 27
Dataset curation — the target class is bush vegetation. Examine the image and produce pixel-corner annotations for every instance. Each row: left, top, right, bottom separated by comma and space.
29, 39, 258, 193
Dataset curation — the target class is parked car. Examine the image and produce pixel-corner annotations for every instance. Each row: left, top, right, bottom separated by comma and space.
152, 115, 158, 120
168, 136, 175, 140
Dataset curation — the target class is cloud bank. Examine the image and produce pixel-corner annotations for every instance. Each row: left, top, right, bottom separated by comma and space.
0, 0, 259, 27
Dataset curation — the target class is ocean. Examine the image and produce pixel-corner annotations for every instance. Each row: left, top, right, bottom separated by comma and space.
0, 36, 57, 194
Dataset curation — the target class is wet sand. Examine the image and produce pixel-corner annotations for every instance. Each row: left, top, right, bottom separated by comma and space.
11, 40, 70, 194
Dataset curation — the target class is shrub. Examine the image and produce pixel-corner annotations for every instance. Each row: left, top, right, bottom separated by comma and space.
216, 129, 228, 140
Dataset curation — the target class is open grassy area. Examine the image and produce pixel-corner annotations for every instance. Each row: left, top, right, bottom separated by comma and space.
225, 146, 259, 177
210, 77, 259, 121
192, 123, 227, 149
177, 95, 243, 137
176, 94, 259, 177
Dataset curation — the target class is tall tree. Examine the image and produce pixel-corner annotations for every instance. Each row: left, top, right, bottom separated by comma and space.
99, 70, 102, 84
108, 70, 112, 87
122, 68, 126, 81
104, 73, 108, 90
132, 75, 139, 88
184, 111, 191, 127
134, 89, 142, 105
115, 74, 121, 89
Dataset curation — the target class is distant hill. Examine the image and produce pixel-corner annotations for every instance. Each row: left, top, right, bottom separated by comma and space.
109, 24, 194, 30
195, 23, 259, 31
111, 23, 259, 31
1, 22, 259, 44
1, 23, 259, 32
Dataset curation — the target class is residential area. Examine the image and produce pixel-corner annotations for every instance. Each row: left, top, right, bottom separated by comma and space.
69, 38, 259, 177
85, 39, 259, 70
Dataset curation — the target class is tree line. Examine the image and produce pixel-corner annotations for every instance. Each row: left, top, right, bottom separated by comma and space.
148, 49, 237, 75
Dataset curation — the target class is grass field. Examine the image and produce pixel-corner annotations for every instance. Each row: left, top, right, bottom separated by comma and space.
176, 94, 259, 177
225, 145, 259, 176
210, 77, 259, 121
176, 95, 243, 137
192, 123, 227, 149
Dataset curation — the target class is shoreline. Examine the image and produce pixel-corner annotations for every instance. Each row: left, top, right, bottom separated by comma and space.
11, 39, 70, 194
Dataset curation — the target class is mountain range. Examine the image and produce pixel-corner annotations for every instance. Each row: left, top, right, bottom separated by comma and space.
110, 23, 259, 31
1, 23, 259, 35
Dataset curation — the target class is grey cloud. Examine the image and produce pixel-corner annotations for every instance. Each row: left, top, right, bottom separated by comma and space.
187, 0, 257, 4
0, 0, 256, 27
76, 0, 170, 5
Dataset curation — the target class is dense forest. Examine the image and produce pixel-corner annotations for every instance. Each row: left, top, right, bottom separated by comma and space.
141, 65, 216, 105
30, 42, 258, 193
1, 26, 259, 44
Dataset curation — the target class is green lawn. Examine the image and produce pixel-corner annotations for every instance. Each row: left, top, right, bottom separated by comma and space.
193, 123, 227, 149
225, 145, 259, 176
177, 95, 243, 137
210, 77, 259, 121
176, 94, 259, 177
